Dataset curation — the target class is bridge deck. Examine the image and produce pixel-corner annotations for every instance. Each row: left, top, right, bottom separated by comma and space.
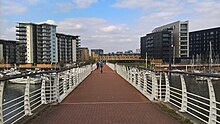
34, 65, 179, 124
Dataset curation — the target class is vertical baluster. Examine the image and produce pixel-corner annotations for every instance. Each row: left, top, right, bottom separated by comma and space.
207, 78, 216, 124
69, 70, 73, 89
0, 81, 4, 123
55, 72, 60, 103
179, 75, 187, 112
164, 73, 170, 102
143, 71, 147, 93
24, 77, 32, 115
41, 79, 47, 104
151, 72, 157, 101
63, 71, 67, 94
159, 72, 162, 101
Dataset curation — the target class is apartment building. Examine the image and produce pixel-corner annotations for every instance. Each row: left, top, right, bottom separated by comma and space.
140, 30, 172, 62
189, 27, 220, 63
78, 47, 89, 62
0, 39, 17, 64
56, 33, 80, 63
153, 21, 189, 58
16, 22, 57, 64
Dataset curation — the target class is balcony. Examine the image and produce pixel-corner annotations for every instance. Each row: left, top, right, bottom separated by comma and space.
16, 29, 26, 32
16, 37, 27, 40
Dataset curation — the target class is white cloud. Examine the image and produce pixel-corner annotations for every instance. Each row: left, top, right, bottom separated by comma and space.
0, 27, 16, 40
74, 0, 98, 8
100, 25, 122, 32
44, 20, 56, 25
0, 1, 27, 15
55, 0, 98, 13
53, 18, 138, 53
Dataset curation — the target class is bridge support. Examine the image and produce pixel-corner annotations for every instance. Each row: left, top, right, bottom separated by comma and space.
24, 78, 32, 115
0, 81, 4, 123
207, 78, 216, 124
164, 73, 170, 102
179, 75, 187, 112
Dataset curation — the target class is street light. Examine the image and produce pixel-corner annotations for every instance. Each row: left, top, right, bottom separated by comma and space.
169, 44, 173, 80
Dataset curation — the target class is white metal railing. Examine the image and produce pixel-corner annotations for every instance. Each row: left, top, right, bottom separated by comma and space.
0, 64, 96, 124
107, 62, 220, 124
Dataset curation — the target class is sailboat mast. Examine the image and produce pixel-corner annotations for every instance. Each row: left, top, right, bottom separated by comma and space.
209, 41, 212, 73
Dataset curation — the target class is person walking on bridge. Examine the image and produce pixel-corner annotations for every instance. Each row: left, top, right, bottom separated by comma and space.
99, 60, 104, 73
96, 62, 99, 69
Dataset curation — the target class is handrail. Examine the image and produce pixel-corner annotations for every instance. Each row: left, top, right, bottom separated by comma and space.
107, 62, 220, 124
0, 64, 95, 124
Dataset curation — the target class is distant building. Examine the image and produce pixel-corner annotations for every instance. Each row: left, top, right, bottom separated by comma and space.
0, 39, 17, 64
135, 49, 141, 53
140, 30, 172, 62
189, 27, 220, 63
16, 22, 57, 64
124, 50, 133, 54
56, 33, 80, 63
78, 47, 89, 62
91, 49, 103, 61
140, 36, 147, 58
116, 51, 123, 54
153, 21, 189, 58
100, 53, 141, 61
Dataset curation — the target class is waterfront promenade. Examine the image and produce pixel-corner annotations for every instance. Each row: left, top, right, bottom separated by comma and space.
33, 65, 179, 124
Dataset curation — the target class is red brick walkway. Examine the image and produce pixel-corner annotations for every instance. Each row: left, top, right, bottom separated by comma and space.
34, 65, 179, 124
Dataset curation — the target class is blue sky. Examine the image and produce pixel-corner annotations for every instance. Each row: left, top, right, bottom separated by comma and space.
0, 0, 220, 53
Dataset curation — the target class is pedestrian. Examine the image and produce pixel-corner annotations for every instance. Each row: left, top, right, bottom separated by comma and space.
99, 60, 104, 73
96, 62, 99, 69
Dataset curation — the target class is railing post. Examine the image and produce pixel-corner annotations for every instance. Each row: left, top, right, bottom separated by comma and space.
159, 72, 162, 101
151, 72, 157, 100
73, 68, 77, 87
41, 79, 47, 104
179, 75, 187, 112
143, 72, 147, 93
54, 72, 60, 103
49, 73, 52, 103
63, 71, 67, 94
137, 70, 141, 90
24, 77, 32, 115
69, 70, 73, 89
0, 81, 4, 123
164, 73, 170, 102
76, 67, 79, 85
207, 78, 216, 124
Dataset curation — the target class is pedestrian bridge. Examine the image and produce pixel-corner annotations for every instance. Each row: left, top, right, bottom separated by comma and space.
0, 63, 220, 124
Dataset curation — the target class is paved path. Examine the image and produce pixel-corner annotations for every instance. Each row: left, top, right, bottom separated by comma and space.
34, 65, 179, 124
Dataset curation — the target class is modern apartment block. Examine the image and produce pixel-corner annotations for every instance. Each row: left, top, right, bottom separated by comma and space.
189, 27, 220, 63
0, 39, 17, 64
140, 30, 172, 62
56, 33, 80, 63
78, 47, 89, 62
153, 21, 189, 58
16, 22, 57, 64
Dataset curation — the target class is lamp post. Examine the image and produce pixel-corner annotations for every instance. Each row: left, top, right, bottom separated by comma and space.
169, 44, 173, 80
